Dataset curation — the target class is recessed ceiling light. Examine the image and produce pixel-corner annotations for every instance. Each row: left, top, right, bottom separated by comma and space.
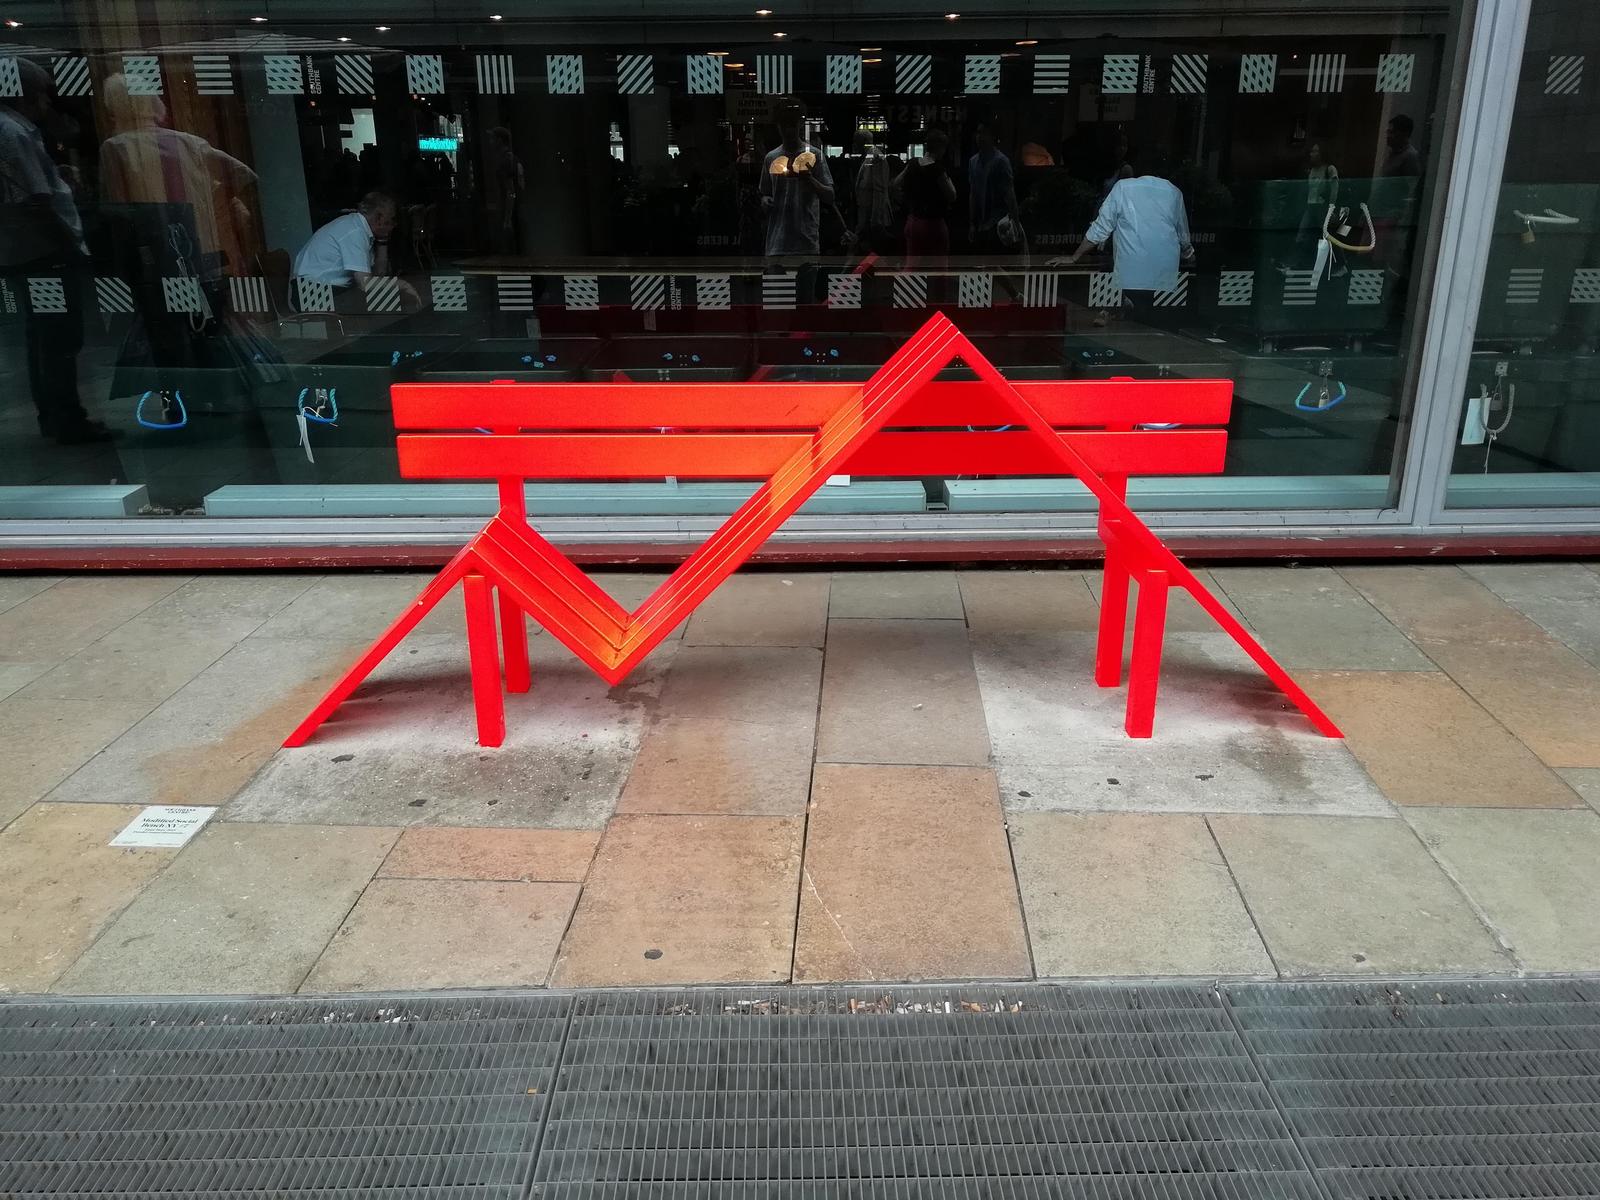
489, 12, 503, 19
249, 14, 268, 21
375, 24, 391, 31
1016, 38, 1038, 46
725, 61, 744, 69
860, 46, 881, 51
709, 50, 728, 56
862, 57, 882, 64
3, 18, 22, 27
945, 11, 961, 19
773, 30, 787, 37
337, 35, 351, 41
755, 7, 773, 15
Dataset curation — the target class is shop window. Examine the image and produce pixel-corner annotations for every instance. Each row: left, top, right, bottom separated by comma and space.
0, 3, 1461, 524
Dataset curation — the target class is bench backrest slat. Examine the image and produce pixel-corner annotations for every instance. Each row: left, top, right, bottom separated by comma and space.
396, 429, 1228, 481
391, 379, 1233, 432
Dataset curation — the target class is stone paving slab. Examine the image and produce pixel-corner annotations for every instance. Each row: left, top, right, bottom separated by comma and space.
1086, 567, 1250, 634
0, 576, 189, 663
793, 764, 1030, 983
1342, 565, 1547, 644
1209, 814, 1511, 977
0, 696, 158, 829
1405, 808, 1600, 973
249, 574, 466, 643
1304, 671, 1586, 809
16, 624, 240, 708
817, 619, 991, 766
619, 646, 820, 816
300, 878, 579, 992
829, 571, 966, 619
1212, 567, 1436, 670
552, 814, 803, 987
378, 828, 600, 882
0, 663, 51, 703
1462, 562, 1600, 669
45, 637, 363, 812
1560, 768, 1600, 812
119, 574, 321, 641
973, 632, 1392, 816
682, 573, 830, 647
225, 636, 672, 829
0, 576, 61, 616
54, 823, 398, 995
0, 803, 176, 994
1009, 812, 1273, 978
957, 570, 1100, 633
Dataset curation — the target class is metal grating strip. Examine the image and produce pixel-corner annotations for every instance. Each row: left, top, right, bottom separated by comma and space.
2, 982, 1598, 1196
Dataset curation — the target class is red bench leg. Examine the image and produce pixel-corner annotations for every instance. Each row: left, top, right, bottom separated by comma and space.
499, 591, 531, 694
463, 573, 506, 747
1095, 524, 1129, 688
1125, 568, 1169, 739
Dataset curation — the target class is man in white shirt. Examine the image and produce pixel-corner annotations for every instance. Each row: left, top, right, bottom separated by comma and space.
293, 191, 419, 309
1059, 158, 1194, 305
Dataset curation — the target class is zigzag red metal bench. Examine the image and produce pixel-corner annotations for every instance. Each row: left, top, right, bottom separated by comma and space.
286, 314, 1342, 748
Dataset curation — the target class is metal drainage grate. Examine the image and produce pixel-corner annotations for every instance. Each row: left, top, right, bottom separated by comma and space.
1227, 979, 1600, 1200
2, 981, 1599, 1197
0, 994, 570, 1199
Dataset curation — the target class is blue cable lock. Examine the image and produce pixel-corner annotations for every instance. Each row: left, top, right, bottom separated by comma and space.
297, 387, 339, 424
1295, 380, 1347, 412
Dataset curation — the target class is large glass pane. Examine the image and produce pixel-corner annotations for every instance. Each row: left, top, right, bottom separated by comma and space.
0, 1, 1461, 527
1445, 0, 1600, 510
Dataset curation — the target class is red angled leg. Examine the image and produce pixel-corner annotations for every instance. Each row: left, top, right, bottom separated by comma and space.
1125, 569, 1169, 739
463, 573, 506, 747
1095, 525, 1130, 688
499, 591, 531, 693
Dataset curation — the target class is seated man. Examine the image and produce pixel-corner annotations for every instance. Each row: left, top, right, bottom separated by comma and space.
292, 191, 420, 311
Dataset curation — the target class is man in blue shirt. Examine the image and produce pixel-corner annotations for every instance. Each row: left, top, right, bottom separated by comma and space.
1060, 156, 1194, 305
966, 123, 1020, 254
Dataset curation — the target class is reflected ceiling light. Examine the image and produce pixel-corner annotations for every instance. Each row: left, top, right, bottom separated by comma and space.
862, 57, 882, 64
860, 46, 881, 51
725, 61, 744, 68
945, 12, 961, 20
3, 18, 21, 27
249, 15, 268, 22
709, 50, 729, 56
1015, 38, 1038, 46
773, 30, 787, 37
489, 13, 503, 19
337, 35, 351, 41
375, 25, 391, 31
755, 8, 773, 15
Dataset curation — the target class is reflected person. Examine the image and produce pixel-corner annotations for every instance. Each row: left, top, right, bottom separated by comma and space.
894, 128, 956, 268
0, 57, 110, 443
1057, 151, 1194, 310
759, 102, 835, 297
293, 190, 421, 312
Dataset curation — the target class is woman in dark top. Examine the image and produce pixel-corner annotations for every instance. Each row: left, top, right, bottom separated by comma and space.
894, 128, 956, 267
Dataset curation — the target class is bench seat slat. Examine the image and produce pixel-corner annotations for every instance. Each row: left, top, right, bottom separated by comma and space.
396, 430, 1228, 481
391, 379, 1232, 432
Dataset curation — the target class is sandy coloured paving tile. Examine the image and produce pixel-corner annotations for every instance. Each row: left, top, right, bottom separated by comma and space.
0, 696, 156, 828
379, 828, 600, 881
829, 571, 965, 619
0, 576, 189, 663
1211, 567, 1433, 670
683, 573, 830, 647
794, 764, 1029, 983
957, 571, 1100, 633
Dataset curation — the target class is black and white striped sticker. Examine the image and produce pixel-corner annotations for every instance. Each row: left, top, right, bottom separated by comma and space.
896, 53, 932, 94
1306, 53, 1345, 93
564, 275, 600, 311
958, 273, 992, 308
965, 55, 1001, 95
1238, 54, 1277, 94
1505, 267, 1544, 304
892, 274, 928, 308
1021, 273, 1058, 307
477, 54, 515, 95
53, 57, 92, 98
1348, 270, 1384, 307
1089, 273, 1121, 309
827, 275, 862, 310
26, 277, 67, 315
335, 55, 374, 96
827, 54, 862, 95
1282, 269, 1317, 306
0, 57, 20, 98
1152, 274, 1188, 307
497, 276, 535, 311
362, 276, 402, 313
1570, 268, 1600, 304
1170, 54, 1207, 94
686, 53, 724, 95
1101, 55, 1139, 95
1546, 54, 1584, 96
229, 276, 270, 314
757, 54, 792, 95
406, 54, 445, 95
1217, 270, 1254, 307
617, 53, 654, 95
96, 276, 136, 314
161, 277, 205, 314
763, 272, 797, 310
1033, 54, 1071, 94
630, 274, 667, 311
1375, 53, 1414, 94
192, 54, 234, 96
431, 276, 468, 312
263, 54, 304, 96
546, 54, 584, 94
696, 274, 731, 310
123, 55, 163, 96
296, 279, 335, 313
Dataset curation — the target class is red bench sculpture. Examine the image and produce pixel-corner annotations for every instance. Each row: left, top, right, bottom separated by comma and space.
286, 313, 1341, 748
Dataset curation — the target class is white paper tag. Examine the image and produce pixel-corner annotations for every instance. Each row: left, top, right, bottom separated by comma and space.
110, 805, 217, 849
296, 410, 315, 463
1461, 390, 1488, 446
